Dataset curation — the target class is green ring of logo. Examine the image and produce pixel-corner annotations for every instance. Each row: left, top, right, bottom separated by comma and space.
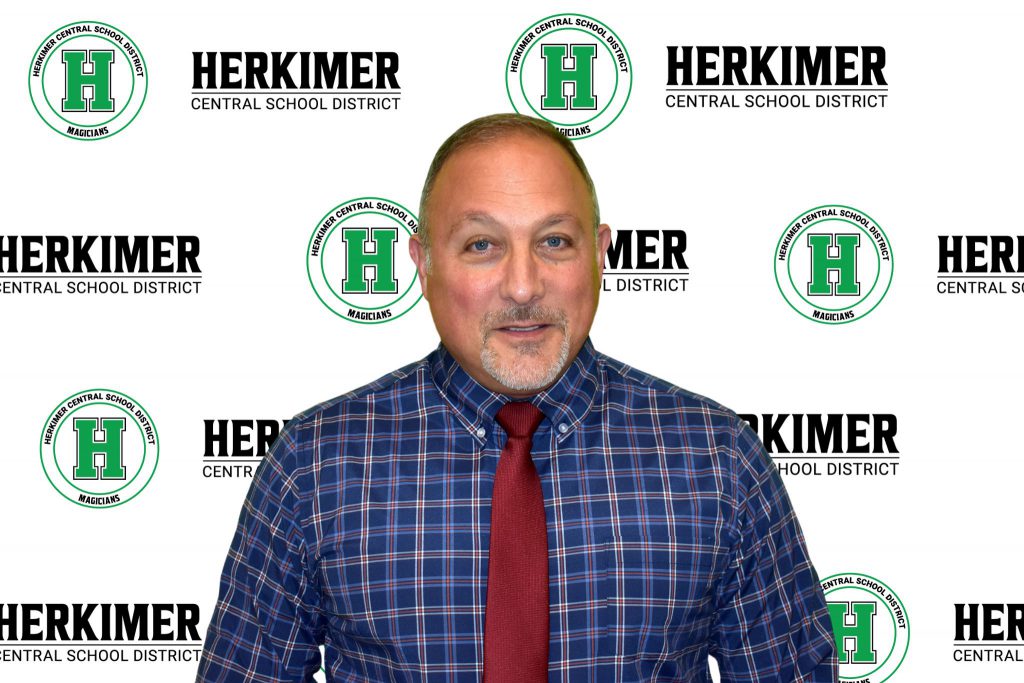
306, 196, 423, 325
28, 20, 148, 141
773, 204, 894, 325
39, 388, 160, 509
505, 13, 632, 140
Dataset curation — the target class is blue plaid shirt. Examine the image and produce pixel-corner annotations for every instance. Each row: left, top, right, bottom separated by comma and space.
197, 340, 837, 682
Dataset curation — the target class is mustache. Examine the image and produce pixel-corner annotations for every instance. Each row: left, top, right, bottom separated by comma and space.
481, 304, 568, 330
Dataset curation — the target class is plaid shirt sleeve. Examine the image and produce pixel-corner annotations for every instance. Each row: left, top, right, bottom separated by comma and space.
196, 424, 324, 683
709, 420, 838, 682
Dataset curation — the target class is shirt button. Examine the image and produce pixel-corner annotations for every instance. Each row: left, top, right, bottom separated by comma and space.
558, 423, 569, 434
475, 427, 486, 439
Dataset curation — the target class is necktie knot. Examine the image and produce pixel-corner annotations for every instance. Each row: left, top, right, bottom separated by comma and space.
495, 402, 544, 440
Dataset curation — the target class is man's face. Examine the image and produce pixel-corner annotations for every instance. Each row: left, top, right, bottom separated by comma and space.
410, 133, 611, 397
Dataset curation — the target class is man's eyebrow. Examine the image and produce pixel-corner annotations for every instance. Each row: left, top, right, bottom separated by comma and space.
450, 212, 502, 230
538, 213, 581, 229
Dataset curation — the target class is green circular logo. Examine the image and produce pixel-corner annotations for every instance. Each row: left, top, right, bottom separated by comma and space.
39, 389, 159, 508
28, 21, 147, 140
822, 572, 910, 682
505, 14, 632, 139
306, 197, 422, 324
774, 205, 894, 324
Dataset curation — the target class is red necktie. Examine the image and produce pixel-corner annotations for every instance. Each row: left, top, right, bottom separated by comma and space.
483, 402, 548, 682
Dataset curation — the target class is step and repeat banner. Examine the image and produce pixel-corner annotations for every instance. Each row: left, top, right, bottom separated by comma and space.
2, 1, 1021, 681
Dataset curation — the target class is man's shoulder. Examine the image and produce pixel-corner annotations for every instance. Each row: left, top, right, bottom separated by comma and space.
594, 350, 739, 423
288, 356, 432, 429
593, 350, 769, 479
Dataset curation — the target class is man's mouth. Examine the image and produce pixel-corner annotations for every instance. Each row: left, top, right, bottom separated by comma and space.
481, 305, 568, 341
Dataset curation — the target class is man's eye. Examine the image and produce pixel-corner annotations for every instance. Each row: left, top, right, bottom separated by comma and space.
544, 236, 566, 248
470, 239, 491, 252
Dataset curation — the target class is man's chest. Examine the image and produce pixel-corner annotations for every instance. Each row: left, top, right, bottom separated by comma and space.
311, 434, 731, 680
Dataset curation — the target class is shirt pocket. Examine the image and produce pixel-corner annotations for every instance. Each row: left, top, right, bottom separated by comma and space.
604, 524, 718, 665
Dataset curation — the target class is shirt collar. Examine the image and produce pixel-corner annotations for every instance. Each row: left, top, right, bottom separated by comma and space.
429, 338, 602, 446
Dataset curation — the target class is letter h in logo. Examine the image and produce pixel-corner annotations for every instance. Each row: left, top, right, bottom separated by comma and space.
73, 417, 127, 480
541, 44, 597, 110
807, 233, 860, 296
828, 601, 877, 664
341, 227, 398, 294
62, 50, 115, 112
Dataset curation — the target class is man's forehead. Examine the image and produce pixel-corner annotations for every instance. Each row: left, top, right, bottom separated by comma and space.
432, 139, 590, 218
450, 211, 585, 232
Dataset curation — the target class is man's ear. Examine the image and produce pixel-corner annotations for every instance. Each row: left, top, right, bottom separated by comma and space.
596, 223, 612, 275
408, 235, 430, 301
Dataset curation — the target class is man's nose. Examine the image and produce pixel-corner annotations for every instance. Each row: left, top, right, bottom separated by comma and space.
499, 244, 545, 305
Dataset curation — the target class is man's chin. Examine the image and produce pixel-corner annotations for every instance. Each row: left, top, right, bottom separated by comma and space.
488, 363, 562, 394
480, 336, 571, 394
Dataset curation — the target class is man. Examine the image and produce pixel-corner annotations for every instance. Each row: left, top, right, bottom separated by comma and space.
197, 114, 837, 682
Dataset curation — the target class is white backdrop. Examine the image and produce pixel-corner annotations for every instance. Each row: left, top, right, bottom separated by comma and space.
2, 1, 1022, 681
